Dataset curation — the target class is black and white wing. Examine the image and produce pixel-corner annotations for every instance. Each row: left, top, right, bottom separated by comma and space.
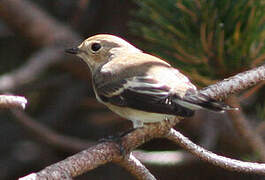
95, 76, 195, 117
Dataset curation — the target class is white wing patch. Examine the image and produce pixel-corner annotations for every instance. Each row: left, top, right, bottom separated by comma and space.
105, 76, 170, 97
174, 99, 202, 110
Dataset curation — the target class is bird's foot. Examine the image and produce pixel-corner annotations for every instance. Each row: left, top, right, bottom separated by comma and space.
98, 128, 136, 156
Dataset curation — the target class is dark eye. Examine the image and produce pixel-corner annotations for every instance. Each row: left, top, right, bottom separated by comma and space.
91, 43, 101, 52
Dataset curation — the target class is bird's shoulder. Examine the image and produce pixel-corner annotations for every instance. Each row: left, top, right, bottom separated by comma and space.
101, 52, 171, 76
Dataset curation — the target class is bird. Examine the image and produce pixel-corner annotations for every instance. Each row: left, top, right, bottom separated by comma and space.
65, 34, 235, 129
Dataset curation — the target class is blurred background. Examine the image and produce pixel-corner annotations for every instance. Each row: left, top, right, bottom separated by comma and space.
0, 0, 264, 179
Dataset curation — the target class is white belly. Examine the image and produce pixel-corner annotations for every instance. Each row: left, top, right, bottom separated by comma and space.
106, 103, 176, 128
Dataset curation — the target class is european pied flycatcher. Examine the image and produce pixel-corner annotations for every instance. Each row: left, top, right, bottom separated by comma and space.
66, 34, 234, 128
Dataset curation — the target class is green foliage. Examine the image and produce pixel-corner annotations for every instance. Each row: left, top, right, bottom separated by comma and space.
130, 0, 265, 85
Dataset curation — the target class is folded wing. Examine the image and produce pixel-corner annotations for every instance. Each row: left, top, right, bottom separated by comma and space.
96, 76, 195, 117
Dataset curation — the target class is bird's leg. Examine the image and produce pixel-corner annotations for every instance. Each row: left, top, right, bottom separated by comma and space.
99, 127, 137, 143
132, 119, 144, 129
118, 127, 137, 137
98, 125, 139, 156
162, 117, 179, 129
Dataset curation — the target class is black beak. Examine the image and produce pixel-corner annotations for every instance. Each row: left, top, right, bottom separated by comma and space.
65, 47, 80, 54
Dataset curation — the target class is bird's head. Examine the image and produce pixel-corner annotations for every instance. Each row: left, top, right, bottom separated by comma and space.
65, 34, 141, 72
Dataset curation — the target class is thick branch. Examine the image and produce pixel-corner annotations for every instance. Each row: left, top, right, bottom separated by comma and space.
116, 154, 156, 180
199, 65, 265, 100
19, 120, 177, 180
11, 109, 190, 168
19, 142, 121, 179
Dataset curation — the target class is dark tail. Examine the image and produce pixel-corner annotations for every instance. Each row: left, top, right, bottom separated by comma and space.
179, 93, 238, 112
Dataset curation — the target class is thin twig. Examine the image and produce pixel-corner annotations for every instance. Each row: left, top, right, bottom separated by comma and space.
166, 128, 265, 175
0, 47, 63, 92
0, 0, 78, 47
11, 109, 92, 153
0, 0, 81, 92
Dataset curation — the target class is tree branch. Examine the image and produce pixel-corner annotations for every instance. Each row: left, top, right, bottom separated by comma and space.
0, 47, 64, 92
199, 65, 265, 100
166, 128, 265, 175
19, 120, 177, 180
19, 142, 121, 180
11, 109, 193, 168
0, 95, 27, 109
11, 109, 92, 153
116, 154, 157, 180
0, 0, 81, 92
0, 0, 78, 47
